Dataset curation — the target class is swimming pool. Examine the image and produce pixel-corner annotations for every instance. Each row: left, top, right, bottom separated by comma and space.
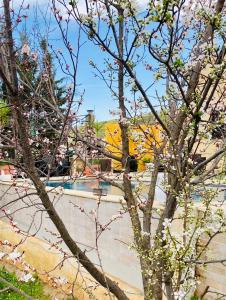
46, 180, 226, 202
47, 180, 126, 195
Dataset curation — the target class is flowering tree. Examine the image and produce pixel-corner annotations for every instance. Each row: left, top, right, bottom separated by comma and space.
0, 0, 226, 299
51, 0, 226, 298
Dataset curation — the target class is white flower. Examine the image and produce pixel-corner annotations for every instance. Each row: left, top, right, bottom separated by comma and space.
110, 214, 122, 221
55, 186, 64, 195
31, 52, 38, 61
163, 218, 172, 228
43, 138, 50, 144
131, 132, 142, 141
23, 264, 31, 272
135, 143, 145, 153
119, 117, 128, 125
57, 276, 67, 285
20, 273, 35, 282
21, 44, 30, 56
28, 138, 34, 145
8, 251, 22, 261
3, 240, 10, 245
188, 158, 193, 164
141, 230, 150, 237
0, 252, 5, 259
174, 290, 186, 300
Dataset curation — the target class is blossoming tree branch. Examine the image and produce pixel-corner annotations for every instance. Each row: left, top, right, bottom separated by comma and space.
0, 0, 225, 299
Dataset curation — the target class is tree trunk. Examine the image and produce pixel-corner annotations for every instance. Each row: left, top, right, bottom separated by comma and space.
1, 1, 129, 299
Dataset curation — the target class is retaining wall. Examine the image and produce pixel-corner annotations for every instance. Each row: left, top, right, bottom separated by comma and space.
0, 181, 145, 294
0, 181, 226, 299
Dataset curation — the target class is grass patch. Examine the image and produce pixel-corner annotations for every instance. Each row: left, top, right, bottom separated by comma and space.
0, 267, 50, 300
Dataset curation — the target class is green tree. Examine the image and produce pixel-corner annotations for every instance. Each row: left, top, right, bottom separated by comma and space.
18, 39, 67, 142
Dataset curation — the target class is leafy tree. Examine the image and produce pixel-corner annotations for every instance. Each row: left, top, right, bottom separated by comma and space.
18, 39, 67, 142
0, 37, 69, 174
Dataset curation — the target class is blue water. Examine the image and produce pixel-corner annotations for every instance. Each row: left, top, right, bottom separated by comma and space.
47, 180, 115, 193
46, 180, 135, 196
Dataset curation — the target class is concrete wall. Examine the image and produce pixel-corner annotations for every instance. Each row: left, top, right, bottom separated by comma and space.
0, 181, 146, 294
197, 232, 226, 299
0, 220, 142, 300
0, 181, 226, 299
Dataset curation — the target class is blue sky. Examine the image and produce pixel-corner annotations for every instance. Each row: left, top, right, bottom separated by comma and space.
14, 2, 119, 120
13, 0, 161, 121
